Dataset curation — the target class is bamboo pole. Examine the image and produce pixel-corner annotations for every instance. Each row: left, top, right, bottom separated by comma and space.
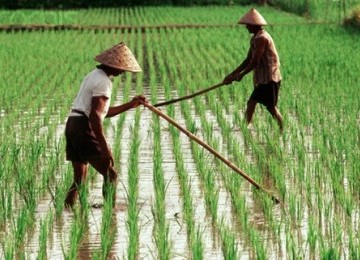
141, 101, 280, 204
154, 82, 224, 107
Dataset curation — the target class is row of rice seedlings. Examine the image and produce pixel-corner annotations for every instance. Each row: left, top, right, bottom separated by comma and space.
2, 30, 93, 258
171, 44, 220, 222
125, 110, 141, 259
0, 30, 131, 258
0, 141, 54, 256
145, 33, 172, 259
122, 31, 144, 259
261, 23, 357, 257
0, 6, 246, 26
179, 82, 219, 219
92, 185, 117, 259
3, 4, 352, 27
63, 204, 90, 259
178, 27, 293, 258
172, 34, 263, 254
279, 23, 359, 257
1, 8, 359, 257
153, 29, 204, 259
165, 27, 259, 258
0, 30, 123, 140
183, 89, 248, 257
37, 213, 53, 260
194, 81, 275, 258
166, 97, 204, 259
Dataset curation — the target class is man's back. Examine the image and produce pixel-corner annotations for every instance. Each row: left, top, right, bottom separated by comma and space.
251, 29, 282, 86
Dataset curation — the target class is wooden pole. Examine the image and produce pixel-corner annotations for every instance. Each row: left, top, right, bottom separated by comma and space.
154, 82, 225, 107
141, 101, 280, 204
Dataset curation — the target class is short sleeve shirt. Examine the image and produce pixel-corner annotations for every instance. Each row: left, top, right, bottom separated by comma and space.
70, 69, 112, 121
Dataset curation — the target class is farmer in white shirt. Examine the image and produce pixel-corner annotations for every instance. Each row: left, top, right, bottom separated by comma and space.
64, 42, 146, 207
223, 9, 283, 131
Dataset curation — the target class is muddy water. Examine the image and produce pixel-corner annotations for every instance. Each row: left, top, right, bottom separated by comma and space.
0, 88, 278, 259
2, 84, 359, 259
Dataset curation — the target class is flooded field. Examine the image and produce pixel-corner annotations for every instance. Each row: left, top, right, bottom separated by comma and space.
1, 6, 360, 260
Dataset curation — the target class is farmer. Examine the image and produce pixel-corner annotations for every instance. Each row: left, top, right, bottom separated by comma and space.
223, 8, 283, 131
64, 42, 146, 207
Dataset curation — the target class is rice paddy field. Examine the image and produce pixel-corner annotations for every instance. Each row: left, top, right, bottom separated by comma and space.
0, 5, 360, 260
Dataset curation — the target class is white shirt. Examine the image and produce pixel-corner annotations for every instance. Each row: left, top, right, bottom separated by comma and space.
70, 69, 112, 121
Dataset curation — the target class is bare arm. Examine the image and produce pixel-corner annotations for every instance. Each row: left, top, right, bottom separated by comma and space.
223, 36, 267, 84
236, 36, 267, 81
89, 96, 113, 165
106, 95, 146, 118
223, 48, 251, 84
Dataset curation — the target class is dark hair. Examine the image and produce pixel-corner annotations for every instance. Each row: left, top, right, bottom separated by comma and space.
96, 64, 111, 70
96, 63, 125, 76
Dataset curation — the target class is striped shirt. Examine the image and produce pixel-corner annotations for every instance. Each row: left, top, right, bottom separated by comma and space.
251, 29, 282, 86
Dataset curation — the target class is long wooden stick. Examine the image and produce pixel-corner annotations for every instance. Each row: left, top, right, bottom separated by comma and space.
141, 101, 280, 204
154, 82, 224, 107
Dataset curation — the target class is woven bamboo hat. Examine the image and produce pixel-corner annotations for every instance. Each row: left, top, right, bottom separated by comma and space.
238, 8, 267, 26
94, 42, 142, 73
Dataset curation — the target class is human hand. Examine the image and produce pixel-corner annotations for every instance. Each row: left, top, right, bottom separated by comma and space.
102, 147, 114, 167
131, 95, 147, 108
223, 74, 235, 85
234, 73, 244, 82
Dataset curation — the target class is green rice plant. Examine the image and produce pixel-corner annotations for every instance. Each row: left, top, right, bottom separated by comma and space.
307, 215, 318, 254
320, 248, 340, 260
99, 184, 117, 259
63, 209, 89, 260
37, 213, 52, 260
249, 227, 267, 260
0, 238, 14, 260
155, 38, 205, 259
147, 39, 172, 259
12, 208, 31, 249
78, 182, 90, 211
0, 185, 12, 223
50, 165, 75, 215
126, 142, 141, 259
220, 222, 239, 259
126, 110, 141, 260
348, 233, 360, 259
191, 227, 204, 260
0, 6, 360, 259
285, 226, 302, 259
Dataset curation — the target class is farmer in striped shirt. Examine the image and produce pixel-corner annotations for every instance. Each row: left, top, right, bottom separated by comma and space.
64, 42, 146, 207
223, 8, 283, 131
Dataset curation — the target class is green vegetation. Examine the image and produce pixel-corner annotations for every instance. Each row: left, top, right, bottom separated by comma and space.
0, 5, 359, 259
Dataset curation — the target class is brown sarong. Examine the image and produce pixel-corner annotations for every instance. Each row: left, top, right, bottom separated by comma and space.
65, 115, 102, 163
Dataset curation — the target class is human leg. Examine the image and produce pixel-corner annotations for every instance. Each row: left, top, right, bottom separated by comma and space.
89, 159, 118, 204
266, 106, 283, 131
245, 99, 257, 125
64, 161, 88, 207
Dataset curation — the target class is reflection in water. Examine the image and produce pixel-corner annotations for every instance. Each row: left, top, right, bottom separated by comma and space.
2, 85, 358, 260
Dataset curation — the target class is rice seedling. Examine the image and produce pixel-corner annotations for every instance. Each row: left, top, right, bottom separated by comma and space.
99, 185, 117, 259
147, 37, 172, 259
37, 213, 52, 260
0, 5, 360, 259
63, 209, 89, 259
220, 222, 239, 259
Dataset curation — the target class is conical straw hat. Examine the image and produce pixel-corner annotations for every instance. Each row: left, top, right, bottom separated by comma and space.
238, 8, 267, 26
94, 42, 142, 73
